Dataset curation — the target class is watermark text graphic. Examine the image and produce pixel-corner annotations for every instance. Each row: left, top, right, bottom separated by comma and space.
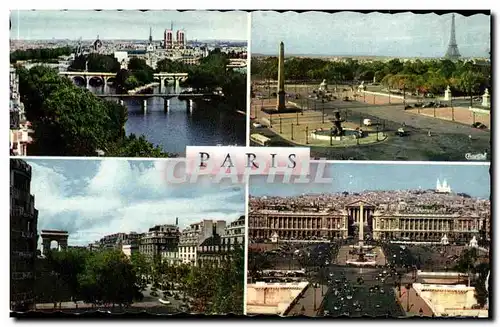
161, 147, 333, 184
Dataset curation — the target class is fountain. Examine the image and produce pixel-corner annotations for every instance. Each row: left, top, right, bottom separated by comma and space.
346, 204, 377, 267
311, 110, 361, 142
331, 110, 344, 136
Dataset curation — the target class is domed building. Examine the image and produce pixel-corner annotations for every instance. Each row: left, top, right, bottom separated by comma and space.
92, 35, 103, 53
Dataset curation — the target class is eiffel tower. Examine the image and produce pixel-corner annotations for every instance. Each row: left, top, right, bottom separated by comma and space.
445, 13, 461, 59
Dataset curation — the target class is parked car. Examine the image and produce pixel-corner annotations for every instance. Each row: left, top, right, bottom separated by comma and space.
472, 122, 487, 129
363, 118, 372, 126
395, 128, 409, 137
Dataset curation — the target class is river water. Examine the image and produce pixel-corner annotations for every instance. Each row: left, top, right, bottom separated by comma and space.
88, 83, 246, 155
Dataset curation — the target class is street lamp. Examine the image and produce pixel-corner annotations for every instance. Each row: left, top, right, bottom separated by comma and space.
313, 283, 318, 311
403, 84, 406, 108
405, 283, 412, 312
322, 102, 325, 124
450, 93, 454, 121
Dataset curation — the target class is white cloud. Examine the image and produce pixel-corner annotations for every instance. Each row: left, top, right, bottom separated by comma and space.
27, 159, 245, 246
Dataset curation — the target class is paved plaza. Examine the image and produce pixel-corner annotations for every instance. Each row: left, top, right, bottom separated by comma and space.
251, 93, 490, 161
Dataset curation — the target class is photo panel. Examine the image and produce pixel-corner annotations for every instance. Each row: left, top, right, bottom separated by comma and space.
250, 11, 491, 161
247, 161, 491, 317
10, 158, 245, 315
9, 10, 248, 158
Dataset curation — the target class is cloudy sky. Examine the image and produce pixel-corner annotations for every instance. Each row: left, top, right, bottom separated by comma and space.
10, 10, 248, 41
252, 11, 490, 58
25, 159, 245, 247
250, 162, 491, 199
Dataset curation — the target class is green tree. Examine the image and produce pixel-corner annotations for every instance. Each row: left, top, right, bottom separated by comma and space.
132, 69, 154, 85
34, 84, 112, 155
78, 250, 141, 308
130, 252, 149, 290
211, 246, 245, 314
454, 248, 478, 273
128, 57, 150, 71
248, 252, 271, 280
106, 134, 173, 157
16, 66, 73, 123
10, 46, 73, 63
458, 70, 485, 107
124, 75, 140, 90
156, 58, 189, 73
184, 265, 218, 312
46, 248, 90, 308
473, 263, 489, 307
69, 54, 120, 73
17, 65, 172, 157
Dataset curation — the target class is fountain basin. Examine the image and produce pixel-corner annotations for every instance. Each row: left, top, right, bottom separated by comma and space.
346, 260, 377, 267
350, 245, 374, 250
311, 128, 360, 141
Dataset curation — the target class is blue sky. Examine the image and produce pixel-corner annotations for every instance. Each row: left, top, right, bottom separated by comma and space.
25, 159, 245, 246
250, 162, 491, 199
10, 10, 248, 41
252, 11, 490, 58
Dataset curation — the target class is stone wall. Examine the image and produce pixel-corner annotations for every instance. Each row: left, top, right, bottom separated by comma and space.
246, 282, 308, 315
413, 283, 481, 316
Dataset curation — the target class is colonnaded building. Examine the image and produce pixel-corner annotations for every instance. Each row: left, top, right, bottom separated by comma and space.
249, 180, 490, 244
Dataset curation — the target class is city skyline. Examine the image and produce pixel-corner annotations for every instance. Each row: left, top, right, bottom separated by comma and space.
25, 159, 245, 247
250, 163, 490, 199
10, 10, 248, 41
252, 11, 490, 58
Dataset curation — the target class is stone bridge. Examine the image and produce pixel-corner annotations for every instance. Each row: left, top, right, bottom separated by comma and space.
154, 72, 189, 91
59, 71, 189, 89
58, 71, 117, 87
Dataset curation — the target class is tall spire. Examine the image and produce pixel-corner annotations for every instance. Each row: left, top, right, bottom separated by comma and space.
149, 27, 153, 43
445, 14, 461, 59
171, 21, 173, 31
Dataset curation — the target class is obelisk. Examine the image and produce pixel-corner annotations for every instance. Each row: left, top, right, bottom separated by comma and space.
359, 204, 364, 247
276, 41, 286, 111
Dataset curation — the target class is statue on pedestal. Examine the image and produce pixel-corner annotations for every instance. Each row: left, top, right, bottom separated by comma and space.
482, 88, 490, 107
319, 79, 328, 93
469, 236, 478, 248
441, 234, 449, 245
358, 81, 366, 92
444, 85, 451, 101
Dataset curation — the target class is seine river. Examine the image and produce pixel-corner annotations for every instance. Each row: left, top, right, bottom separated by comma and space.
88, 83, 246, 155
